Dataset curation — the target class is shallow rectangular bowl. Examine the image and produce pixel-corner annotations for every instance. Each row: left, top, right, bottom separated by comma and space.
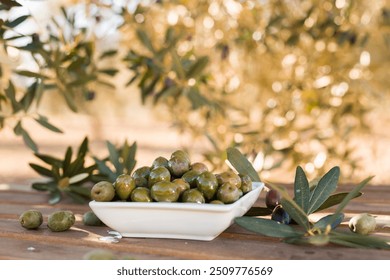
89, 182, 264, 241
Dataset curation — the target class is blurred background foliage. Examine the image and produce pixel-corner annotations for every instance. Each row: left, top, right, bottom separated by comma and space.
1, 0, 390, 182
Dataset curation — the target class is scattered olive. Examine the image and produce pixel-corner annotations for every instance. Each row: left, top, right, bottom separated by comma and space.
348, 213, 376, 235
265, 189, 281, 210
19, 210, 43, 229
47, 210, 75, 232
83, 211, 104, 226
271, 205, 291, 224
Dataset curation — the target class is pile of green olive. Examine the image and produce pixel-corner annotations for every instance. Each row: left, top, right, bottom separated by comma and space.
91, 150, 253, 204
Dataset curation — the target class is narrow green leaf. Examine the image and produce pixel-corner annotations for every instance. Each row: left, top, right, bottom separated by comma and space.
244, 207, 272, 216
171, 51, 185, 79
186, 87, 209, 109
293, 166, 310, 213
5, 81, 21, 112
107, 141, 123, 174
13, 121, 23, 136
136, 29, 155, 53
34, 116, 63, 133
122, 141, 137, 174
29, 163, 53, 177
308, 166, 340, 214
5, 15, 29, 28
62, 147, 73, 175
61, 90, 78, 112
99, 49, 118, 59
329, 231, 390, 249
313, 213, 345, 231
93, 157, 116, 182
235, 216, 304, 238
67, 156, 85, 177
328, 176, 374, 226
68, 185, 91, 198
77, 137, 89, 157
98, 68, 118, 76
21, 129, 38, 152
1, 0, 22, 8
226, 147, 260, 182
267, 182, 310, 231
15, 70, 48, 79
185, 56, 209, 79
314, 192, 363, 212
32, 182, 51, 191
281, 198, 311, 231
34, 153, 62, 167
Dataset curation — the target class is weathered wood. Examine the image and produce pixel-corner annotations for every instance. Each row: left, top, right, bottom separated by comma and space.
1, 187, 389, 260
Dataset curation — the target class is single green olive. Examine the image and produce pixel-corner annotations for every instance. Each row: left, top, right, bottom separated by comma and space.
114, 174, 136, 201
171, 150, 190, 162
196, 171, 218, 201
47, 211, 75, 232
210, 200, 224, 205
190, 162, 209, 173
132, 166, 151, 188
239, 174, 252, 194
131, 187, 152, 202
167, 156, 190, 177
148, 166, 171, 188
172, 178, 190, 196
349, 213, 376, 235
83, 211, 104, 226
181, 189, 205, 204
216, 182, 242, 204
181, 170, 201, 188
151, 156, 169, 169
19, 210, 43, 229
91, 181, 115, 202
216, 171, 242, 189
150, 181, 180, 202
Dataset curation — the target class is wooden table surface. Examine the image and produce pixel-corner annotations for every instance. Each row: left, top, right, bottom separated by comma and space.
1, 184, 390, 260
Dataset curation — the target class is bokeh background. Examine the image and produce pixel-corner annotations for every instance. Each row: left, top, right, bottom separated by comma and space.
1, 0, 389, 190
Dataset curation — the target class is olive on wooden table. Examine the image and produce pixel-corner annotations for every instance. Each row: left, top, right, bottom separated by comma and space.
83, 211, 104, 226
19, 210, 43, 229
47, 210, 75, 232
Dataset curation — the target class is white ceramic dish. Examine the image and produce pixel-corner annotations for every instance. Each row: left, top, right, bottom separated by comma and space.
89, 182, 264, 241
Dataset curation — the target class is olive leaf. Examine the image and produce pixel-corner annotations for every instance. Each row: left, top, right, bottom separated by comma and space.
226, 147, 261, 182
308, 166, 340, 214
312, 213, 345, 231
314, 192, 363, 212
293, 166, 310, 213
235, 216, 304, 238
